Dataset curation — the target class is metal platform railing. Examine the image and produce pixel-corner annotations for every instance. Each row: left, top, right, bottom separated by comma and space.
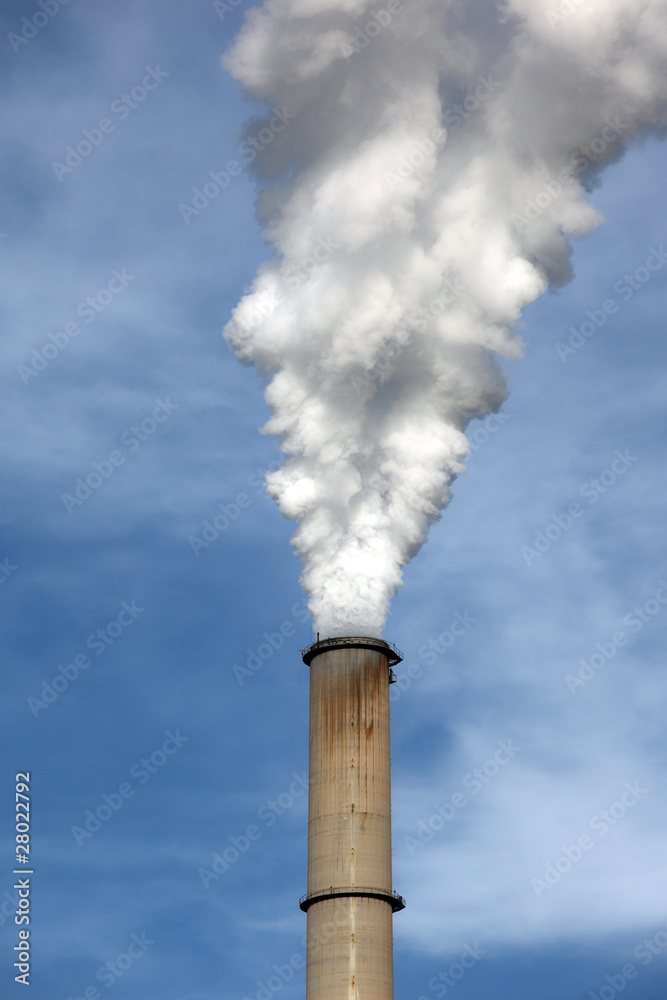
299, 885, 406, 913
300, 635, 403, 666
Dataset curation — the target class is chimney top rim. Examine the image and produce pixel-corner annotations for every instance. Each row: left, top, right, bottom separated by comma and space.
301, 635, 403, 666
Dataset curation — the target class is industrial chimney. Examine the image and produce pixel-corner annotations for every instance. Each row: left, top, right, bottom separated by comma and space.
299, 636, 405, 1000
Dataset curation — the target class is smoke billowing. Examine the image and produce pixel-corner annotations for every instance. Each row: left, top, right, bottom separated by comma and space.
222, 0, 667, 638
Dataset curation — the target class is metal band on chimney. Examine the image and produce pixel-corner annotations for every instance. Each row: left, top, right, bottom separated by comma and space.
299, 886, 406, 913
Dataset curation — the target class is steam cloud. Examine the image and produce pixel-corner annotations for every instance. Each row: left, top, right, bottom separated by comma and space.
222, 0, 667, 638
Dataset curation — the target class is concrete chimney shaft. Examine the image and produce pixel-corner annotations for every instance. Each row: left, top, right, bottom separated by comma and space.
300, 637, 405, 1000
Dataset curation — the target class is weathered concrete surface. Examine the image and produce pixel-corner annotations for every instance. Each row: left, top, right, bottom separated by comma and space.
303, 638, 401, 1000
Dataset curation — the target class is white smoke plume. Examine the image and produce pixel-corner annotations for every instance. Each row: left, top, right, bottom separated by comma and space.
222, 0, 667, 638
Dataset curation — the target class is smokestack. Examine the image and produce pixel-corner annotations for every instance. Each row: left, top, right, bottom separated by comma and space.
299, 636, 405, 1000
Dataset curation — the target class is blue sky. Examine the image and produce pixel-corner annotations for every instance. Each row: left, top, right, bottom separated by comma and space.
1, 2, 666, 999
